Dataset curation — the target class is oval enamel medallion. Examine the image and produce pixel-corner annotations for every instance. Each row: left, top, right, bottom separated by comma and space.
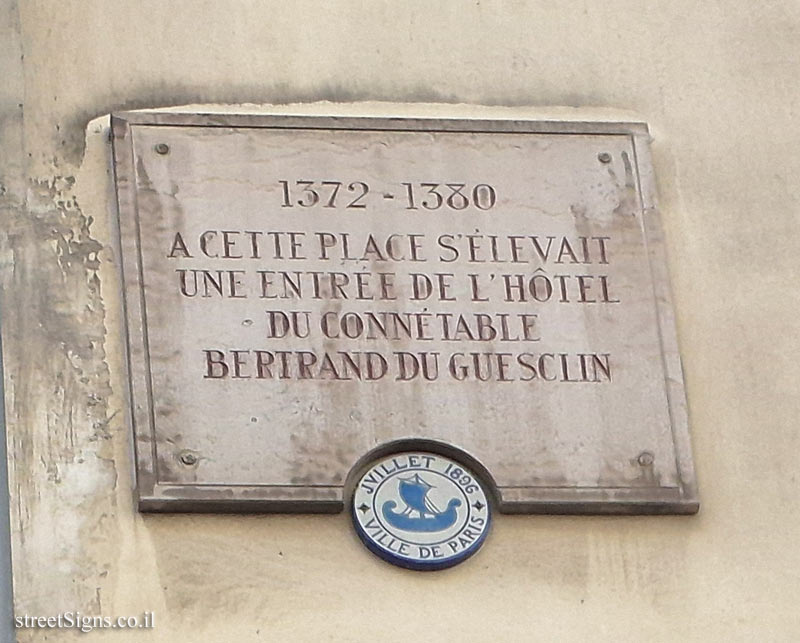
352, 452, 491, 570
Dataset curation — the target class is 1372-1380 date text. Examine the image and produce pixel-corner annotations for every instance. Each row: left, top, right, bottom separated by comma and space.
278, 180, 497, 211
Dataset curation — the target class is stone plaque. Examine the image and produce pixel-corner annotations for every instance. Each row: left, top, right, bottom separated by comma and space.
111, 112, 698, 514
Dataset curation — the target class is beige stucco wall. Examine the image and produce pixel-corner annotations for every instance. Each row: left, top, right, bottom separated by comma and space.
2, 1, 799, 641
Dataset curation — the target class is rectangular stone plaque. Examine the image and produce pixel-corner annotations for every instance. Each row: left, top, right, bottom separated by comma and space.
111, 112, 698, 514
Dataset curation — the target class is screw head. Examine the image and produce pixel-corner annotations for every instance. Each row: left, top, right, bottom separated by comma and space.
637, 451, 655, 466
179, 451, 198, 466
598, 152, 612, 164
155, 143, 170, 155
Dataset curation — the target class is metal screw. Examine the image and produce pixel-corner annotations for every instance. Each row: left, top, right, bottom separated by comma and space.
155, 143, 170, 155
598, 152, 612, 164
179, 451, 198, 466
637, 451, 654, 466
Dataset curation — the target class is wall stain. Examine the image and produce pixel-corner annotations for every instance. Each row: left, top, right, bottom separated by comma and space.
0, 162, 120, 614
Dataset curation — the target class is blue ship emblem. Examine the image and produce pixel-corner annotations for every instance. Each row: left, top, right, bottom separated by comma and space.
382, 473, 462, 532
